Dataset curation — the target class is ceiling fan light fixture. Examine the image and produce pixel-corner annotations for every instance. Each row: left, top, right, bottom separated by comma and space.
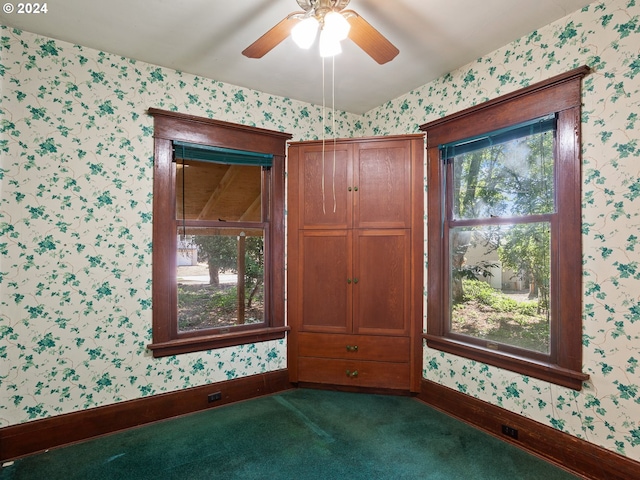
323, 11, 350, 41
243, 0, 398, 65
319, 28, 342, 57
291, 16, 319, 49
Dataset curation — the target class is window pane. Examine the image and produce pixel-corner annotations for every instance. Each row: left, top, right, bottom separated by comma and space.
452, 129, 555, 219
449, 223, 550, 354
176, 161, 262, 222
177, 228, 265, 332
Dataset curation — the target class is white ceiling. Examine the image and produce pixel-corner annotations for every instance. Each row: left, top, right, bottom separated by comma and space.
0, 0, 593, 114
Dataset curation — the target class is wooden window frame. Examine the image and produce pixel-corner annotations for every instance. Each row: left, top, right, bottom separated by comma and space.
420, 67, 590, 390
147, 109, 291, 357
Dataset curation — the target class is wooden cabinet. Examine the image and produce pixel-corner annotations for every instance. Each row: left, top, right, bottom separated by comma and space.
287, 135, 423, 392
294, 139, 413, 230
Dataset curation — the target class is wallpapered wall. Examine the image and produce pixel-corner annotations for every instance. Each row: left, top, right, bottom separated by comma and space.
362, 0, 639, 460
1, 0, 638, 461
0, 25, 362, 424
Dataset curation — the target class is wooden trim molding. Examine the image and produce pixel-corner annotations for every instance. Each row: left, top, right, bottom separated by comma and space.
419, 66, 590, 390
146, 109, 291, 357
148, 108, 292, 155
418, 379, 640, 480
0, 370, 291, 462
147, 326, 290, 357
419, 66, 590, 136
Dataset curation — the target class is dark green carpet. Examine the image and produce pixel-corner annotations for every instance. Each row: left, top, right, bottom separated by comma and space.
1, 388, 578, 479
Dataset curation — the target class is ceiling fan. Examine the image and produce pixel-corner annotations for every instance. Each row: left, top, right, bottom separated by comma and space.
242, 0, 399, 65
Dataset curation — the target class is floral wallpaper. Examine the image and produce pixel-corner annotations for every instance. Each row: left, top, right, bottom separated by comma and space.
362, 0, 639, 461
0, 25, 362, 425
1, 0, 638, 464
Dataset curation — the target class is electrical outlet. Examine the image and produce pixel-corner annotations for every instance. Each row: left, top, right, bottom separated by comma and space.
501, 425, 519, 439
208, 392, 222, 403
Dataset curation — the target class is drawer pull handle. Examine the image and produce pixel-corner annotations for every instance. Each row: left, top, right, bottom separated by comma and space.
346, 369, 359, 378
346, 345, 359, 352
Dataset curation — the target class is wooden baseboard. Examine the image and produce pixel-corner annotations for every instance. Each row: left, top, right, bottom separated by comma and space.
0, 370, 291, 461
418, 379, 639, 480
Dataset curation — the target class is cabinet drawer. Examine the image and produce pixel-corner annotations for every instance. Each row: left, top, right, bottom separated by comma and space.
298, 333, 410, 363
298, 357, 410, 390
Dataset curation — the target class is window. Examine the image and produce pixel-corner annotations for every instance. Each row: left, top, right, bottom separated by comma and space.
420, 67, 590, 390
147, 109, 291, 357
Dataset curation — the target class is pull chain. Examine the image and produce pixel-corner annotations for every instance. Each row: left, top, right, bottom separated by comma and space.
331, 55, 337, 213
322, 57, 326, 214
321, 55, 338, 215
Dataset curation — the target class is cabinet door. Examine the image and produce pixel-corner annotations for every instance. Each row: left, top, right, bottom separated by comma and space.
353, 229, 411, 336
297, 230, 352, 333
295, 143, 352, 229
353, 140, 412, 229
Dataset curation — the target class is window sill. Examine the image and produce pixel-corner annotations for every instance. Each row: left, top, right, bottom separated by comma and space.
148, 326, 290, 358
423, 334, 589, 390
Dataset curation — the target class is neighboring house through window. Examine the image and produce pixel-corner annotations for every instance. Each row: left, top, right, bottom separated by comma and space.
420, 67, 590, 390
147, 109, 291, 357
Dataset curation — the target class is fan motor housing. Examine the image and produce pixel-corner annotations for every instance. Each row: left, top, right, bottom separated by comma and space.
297, 0, 351, 14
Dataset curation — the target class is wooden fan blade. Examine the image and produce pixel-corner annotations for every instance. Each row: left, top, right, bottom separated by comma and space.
242, 14, 302, 59
344, 10, 399, 65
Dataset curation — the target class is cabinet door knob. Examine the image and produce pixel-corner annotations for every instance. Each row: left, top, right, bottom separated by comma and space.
346, 345, 359, 352
348, 186, 352, 192
347, 278, 352, 284
354, 186, 358, 191
353, 278, 359, 284
346, 369, 359, 378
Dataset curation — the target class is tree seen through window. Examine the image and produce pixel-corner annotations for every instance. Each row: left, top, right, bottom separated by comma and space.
421, 67, 590, 389
448, 123, 554, 353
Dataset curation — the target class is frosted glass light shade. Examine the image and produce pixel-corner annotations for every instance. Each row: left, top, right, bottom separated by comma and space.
323, 12, 350, 41
292, 17, 319, 49
319, 28, 342, 57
